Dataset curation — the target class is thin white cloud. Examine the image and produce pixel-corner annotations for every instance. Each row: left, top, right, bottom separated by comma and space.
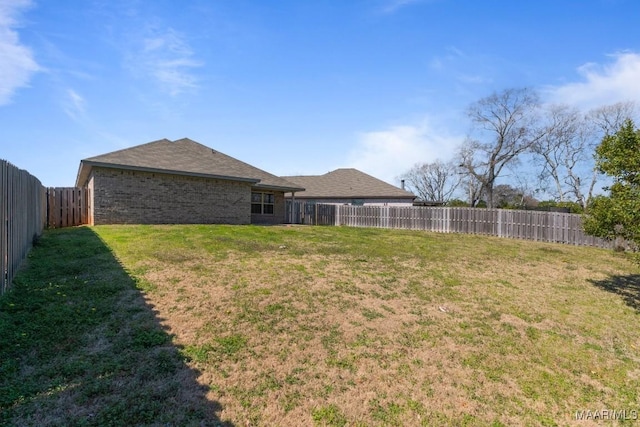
62, 88, 86, 120
457, 74, 490, 84
347, 118, 462, 185
429, 47, 459, 70
429, 46, 492, 86
546, 52, 640, 109
379, 0, 436, 14
92, 3, 202, 96
131, 27, 203, 96
0, 0, 39, 105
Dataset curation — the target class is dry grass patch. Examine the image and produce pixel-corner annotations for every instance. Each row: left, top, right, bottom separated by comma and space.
90, 224, 640, 426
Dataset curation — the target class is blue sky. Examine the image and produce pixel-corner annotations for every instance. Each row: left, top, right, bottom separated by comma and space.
2, 0, 640, 188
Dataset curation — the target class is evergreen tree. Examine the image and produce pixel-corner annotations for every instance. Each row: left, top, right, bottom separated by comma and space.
583, 119, 640, 250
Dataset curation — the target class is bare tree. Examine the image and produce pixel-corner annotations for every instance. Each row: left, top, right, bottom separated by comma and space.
401, 160, 461, 202
458, 88, 544, 208
459, 174, 484, 207
532, 101, 637, 209
533, 104, 582, 202
588, 101, 637, 135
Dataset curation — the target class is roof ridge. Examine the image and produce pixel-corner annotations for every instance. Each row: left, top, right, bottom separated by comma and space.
282, 174, 322, 179
172, 138, 217, 156
77, 137, 305, 192
283, 168, 415, 198
85, 138, 171, 160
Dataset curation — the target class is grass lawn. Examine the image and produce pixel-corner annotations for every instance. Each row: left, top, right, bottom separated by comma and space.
1, 225, 639, 426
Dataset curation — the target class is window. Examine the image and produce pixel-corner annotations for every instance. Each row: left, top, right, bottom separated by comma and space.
251, 192, 274, 214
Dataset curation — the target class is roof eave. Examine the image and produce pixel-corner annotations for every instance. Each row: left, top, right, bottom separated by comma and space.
76, 161, 261, 186
286, 194, 415, 199
254, 183, 306, 193
75, 161, 88, 187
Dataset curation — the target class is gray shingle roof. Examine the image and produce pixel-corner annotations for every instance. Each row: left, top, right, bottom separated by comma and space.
76, 138, 304, 192
283, 168, 415, 199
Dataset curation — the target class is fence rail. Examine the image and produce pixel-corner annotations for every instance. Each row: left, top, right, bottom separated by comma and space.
1, 160, 47, 295
286, 202, 612, 248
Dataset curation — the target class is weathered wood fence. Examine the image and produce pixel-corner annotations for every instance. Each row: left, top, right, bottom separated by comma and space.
1, 158, 91, 295
286, 202, 612, 248
287, 200, 337, 225
46, 187, 89, 228
1, 160, 47, 295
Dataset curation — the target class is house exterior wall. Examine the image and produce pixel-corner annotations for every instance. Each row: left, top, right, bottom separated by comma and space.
89, 167, 252, 225
251, 191, 286, 225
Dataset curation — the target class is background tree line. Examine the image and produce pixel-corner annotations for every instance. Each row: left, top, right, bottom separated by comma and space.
400, 87, 636, 211
400, 87, 639, 249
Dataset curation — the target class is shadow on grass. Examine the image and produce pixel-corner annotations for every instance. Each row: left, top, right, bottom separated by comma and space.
588, 274, 640, 313
0, 227, 233, 426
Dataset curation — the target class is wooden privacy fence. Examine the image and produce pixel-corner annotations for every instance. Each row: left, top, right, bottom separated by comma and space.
338, 205, 610, 247
287, 202, 612, 248
286, 200, 336, 225
47, 187, 89, 228
1, 157, 90, 295
1, 160, 47, 295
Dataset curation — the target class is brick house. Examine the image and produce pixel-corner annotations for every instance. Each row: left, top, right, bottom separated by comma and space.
283, 168, 415, 206
75, 138, 304, 225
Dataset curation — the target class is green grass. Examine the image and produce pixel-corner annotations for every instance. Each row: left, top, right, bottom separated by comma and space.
2, 224, 640, 426
0, 227, 228, 426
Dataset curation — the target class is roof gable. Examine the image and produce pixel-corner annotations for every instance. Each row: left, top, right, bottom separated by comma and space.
76, 138, 304, 192
283, 168, 415, 199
